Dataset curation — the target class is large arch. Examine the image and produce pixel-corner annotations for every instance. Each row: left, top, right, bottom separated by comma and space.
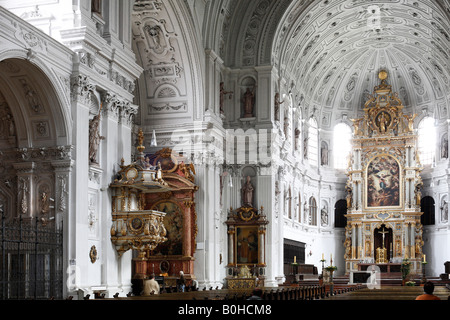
0, 57, 71, 148
0, 57, 71, 300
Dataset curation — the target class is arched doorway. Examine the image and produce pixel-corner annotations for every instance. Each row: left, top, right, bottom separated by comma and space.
334, 199, 347, 228
420, 196, 435, 226
0, 58, 70, 299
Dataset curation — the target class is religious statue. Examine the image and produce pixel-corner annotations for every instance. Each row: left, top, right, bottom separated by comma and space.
241, 176, 254, 207
441, 200, 448, 222
91, 0, 102, 15
283, 113, 290, 138
414, 180, 422, 206
242, 86, 256, 118
403, 113, 417, 132
441, 136, 448, 159
320, 206, 328, 226
294, 127, 300, 151
89, 113, 105, 164
303, 135, 308, 159
377, 112, 389, 133
346, 183, 352, 209
344, 237, 352, 259
147, 26, 163, 52
40, 191, 50, 215
274, 92, 284, 121
238, 265, 252, 278
321, 143, 329, 166
351, 118, 361, 136
219, 82, 233, 115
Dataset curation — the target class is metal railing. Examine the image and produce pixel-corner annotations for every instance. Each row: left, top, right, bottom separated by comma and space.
0, 212, 63, 300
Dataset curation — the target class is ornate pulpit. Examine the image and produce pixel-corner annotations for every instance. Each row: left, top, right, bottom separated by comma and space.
344, 71, 424, 276
110, 129, 171, 279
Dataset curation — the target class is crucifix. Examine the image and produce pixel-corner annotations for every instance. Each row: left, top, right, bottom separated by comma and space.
378, 226, 389, 249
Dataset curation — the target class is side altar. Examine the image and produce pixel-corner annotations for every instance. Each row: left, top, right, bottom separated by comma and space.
225, 204, 269, 288
344, 71, 424, 276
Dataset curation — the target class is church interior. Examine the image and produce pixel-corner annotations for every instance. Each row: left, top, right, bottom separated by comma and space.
0, 0, 449, 301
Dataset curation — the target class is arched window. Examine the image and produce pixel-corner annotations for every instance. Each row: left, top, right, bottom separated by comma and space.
308, 118, 318, 166
334, 199, 347, 228
418, 117, 436, 166
333, 123, 352, 170
420, 196, 435, 225
309, 197, 317, 226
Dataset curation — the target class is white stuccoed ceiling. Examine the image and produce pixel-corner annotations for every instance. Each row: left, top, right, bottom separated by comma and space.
221, 0, 450, 128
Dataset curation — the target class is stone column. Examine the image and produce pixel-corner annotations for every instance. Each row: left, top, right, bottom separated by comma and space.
183, 200, 194, 257
255, 66, 276, 124
227, 226, 235, 265
410, 222, 416, 259
204, 49, 223, 115
358, 223, 363, 259
69, 74, 92, 295
351, 223, 356, 259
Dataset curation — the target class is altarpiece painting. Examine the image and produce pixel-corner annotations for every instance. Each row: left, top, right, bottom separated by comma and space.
366, 155, 400, 208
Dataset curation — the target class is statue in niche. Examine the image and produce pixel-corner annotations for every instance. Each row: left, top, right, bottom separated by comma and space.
274, 93, 284, 121
219, 82, 233, 114
40, 190, 50, 215
441, 200, 448, 222
294, 127, 300, 151
303, 201, 308, 222
284, 112, 290, 138
321, 206, 328, 226
242, 86, 256, 118
241, 176, 254, 207
346, 182, 352, 209
303, 135, 308, 159
441, 136, 448, 159
321, 143, 329, 166
89, 113, 105, 165
91, 0, 102, 15
376, 112, 389, 133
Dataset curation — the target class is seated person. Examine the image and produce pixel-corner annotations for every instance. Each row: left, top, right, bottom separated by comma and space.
415, 281, 440, 300
142, 274, 160, 296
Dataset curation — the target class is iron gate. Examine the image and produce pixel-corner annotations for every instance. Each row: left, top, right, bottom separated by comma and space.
0, 212, 63, 300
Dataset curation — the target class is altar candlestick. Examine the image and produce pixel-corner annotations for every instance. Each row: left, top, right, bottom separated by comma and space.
423, 254, 426, 263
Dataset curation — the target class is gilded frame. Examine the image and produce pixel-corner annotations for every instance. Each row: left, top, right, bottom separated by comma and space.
364, 153, 403, 210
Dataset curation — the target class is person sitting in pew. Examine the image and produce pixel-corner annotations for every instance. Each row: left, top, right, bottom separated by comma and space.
247, 288, 263, 300
142, 274, 160, 296
415, 281, 440, 300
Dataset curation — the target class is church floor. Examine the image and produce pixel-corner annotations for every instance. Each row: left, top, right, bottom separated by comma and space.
326, 285, 450, 300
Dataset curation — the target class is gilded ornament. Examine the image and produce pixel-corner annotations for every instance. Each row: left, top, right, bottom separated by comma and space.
89, 245, 98, 263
